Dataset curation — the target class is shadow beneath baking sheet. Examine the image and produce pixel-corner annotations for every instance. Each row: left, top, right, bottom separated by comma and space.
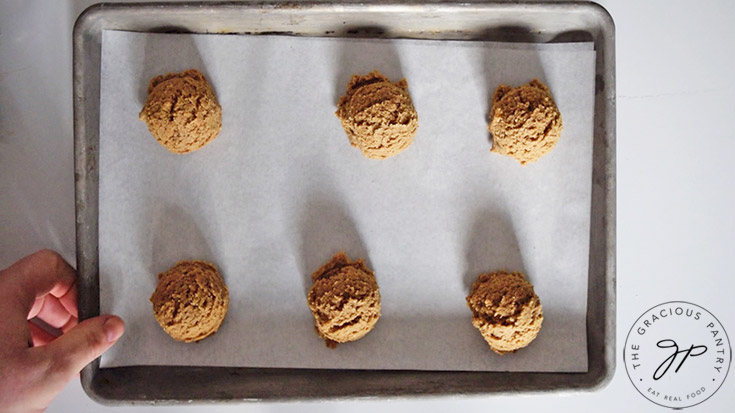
138, 27, 211, 106
150, 203, 215, 277
297, 192, 368, 297
464, 208, 526, 292
479, 26, 547, 148
334, 26, 404, 106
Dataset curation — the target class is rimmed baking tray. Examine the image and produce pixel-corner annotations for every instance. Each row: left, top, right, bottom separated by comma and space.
73, 0, 615, 404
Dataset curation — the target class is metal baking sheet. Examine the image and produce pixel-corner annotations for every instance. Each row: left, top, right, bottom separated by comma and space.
73, 0, 615, 403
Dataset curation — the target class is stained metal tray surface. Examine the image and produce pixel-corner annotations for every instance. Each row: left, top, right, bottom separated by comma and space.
73, 0, 615, 404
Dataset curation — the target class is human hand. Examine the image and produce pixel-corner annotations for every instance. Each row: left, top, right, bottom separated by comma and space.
0, 250, 124, 412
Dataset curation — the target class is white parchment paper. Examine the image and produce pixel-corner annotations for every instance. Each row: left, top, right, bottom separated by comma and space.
98, 30, 595, 372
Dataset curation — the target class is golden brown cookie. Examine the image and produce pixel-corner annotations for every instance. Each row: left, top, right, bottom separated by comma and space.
307, 252, 381, 348
336, 70, 418, 159
150, 260, 229, 342
466, 271, 543, 354
139, 69, 222, 154
488, 78, 562, 165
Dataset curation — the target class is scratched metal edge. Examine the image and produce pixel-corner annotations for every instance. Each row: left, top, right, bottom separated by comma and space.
74, 2, 105, 407
72, 0, 616, 405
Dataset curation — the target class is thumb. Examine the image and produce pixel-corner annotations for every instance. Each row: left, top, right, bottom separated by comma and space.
43, 315, 124, 378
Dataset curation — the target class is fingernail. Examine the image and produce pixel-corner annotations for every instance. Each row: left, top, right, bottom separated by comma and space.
103, 316, 125, 343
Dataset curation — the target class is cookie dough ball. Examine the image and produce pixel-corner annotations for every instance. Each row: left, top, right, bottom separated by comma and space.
336, 70, 418, 159
488, 79, 562, 165
139, 69, 222, 154
150, 260, 229, 342
466, 271, 543, 354
307, 252, 381, 347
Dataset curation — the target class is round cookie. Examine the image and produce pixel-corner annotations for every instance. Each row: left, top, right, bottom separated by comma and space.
139, 69, 222, 154
336, 70, 418, 159
307, 252, 381, 347
466, 271, 543, 354
488, 78, 562, 165
150, 260, 229, 342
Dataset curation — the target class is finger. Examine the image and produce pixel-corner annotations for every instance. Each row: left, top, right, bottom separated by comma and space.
41, 315, 124, 379
58, 282, 78, 318
1, 250, 76, 313
32, 295, 73, 329
61, 316, 78, 333
28, 282, 79, 321
0, 250, 75, 350
27, 295, 45, 319
29, 321, 58, 347
28, 283, 78, 320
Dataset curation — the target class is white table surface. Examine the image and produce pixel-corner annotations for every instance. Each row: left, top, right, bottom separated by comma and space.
1, 1, 733, 412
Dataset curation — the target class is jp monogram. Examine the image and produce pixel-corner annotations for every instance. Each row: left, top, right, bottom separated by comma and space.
624, 301, 731, 409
